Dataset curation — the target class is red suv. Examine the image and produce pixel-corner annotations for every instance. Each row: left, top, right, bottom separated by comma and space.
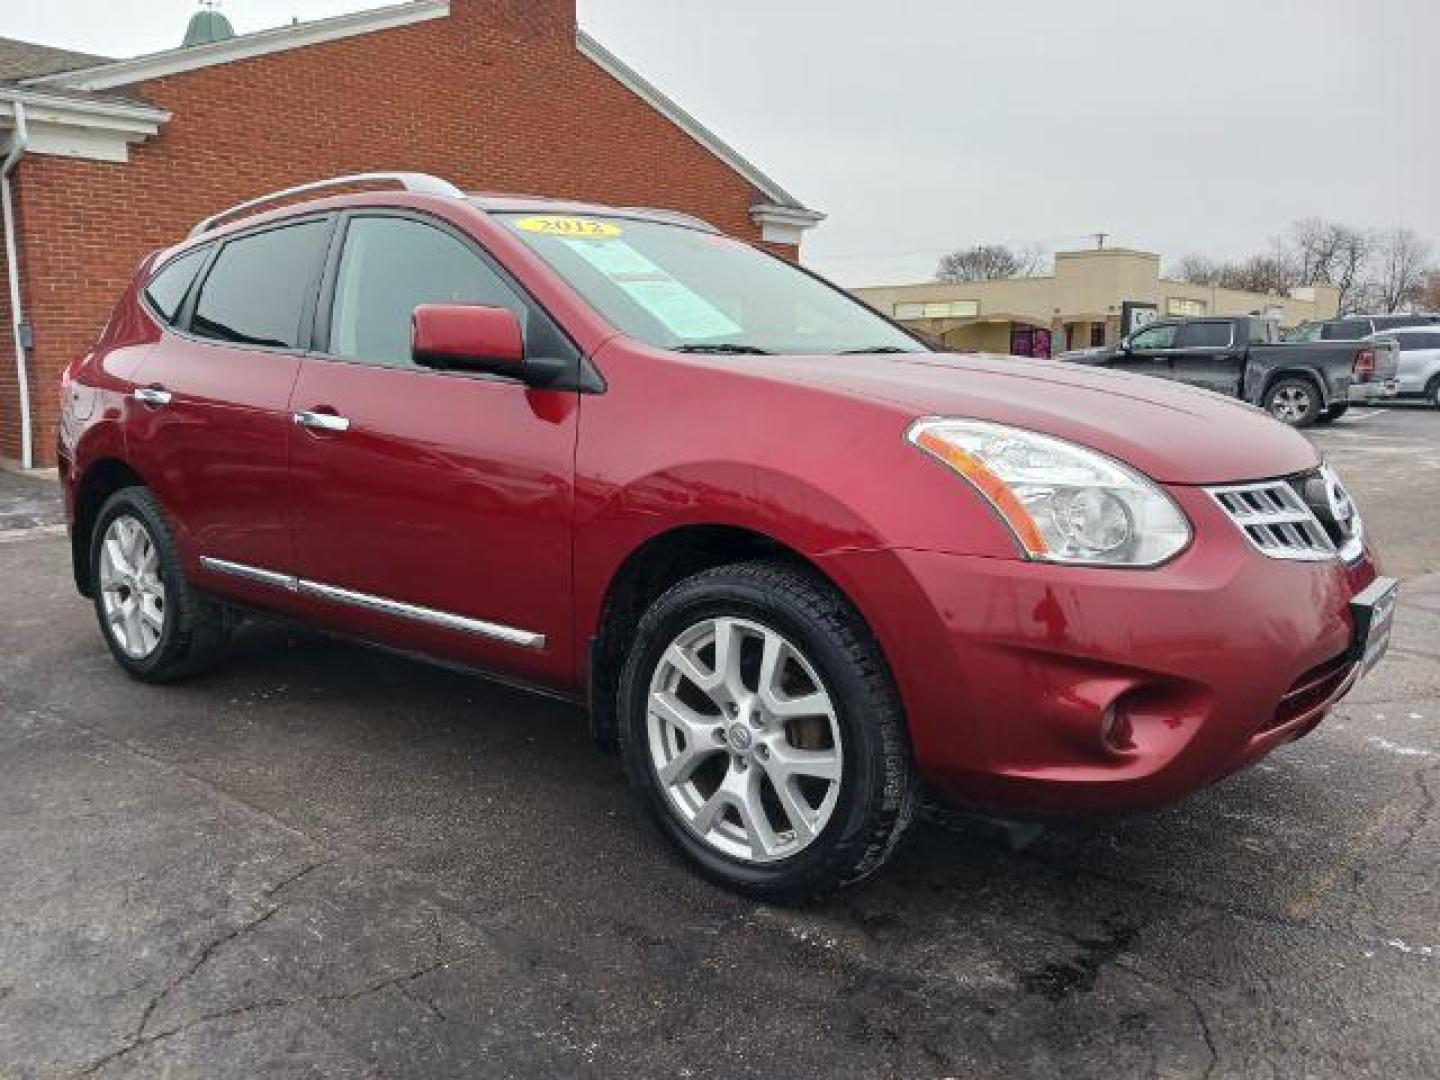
60, 174, 1396, 896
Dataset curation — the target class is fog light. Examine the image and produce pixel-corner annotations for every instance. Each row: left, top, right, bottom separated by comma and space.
1100, 704, 1135, 752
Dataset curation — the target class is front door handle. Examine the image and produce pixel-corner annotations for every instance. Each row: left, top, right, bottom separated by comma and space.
132, 386, 172, 407
293, 409, 351, 433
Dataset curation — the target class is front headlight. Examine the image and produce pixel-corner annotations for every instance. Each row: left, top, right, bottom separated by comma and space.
906, 418, 1192, 567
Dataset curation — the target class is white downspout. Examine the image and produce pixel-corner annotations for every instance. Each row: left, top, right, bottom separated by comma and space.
2, 100, 32, 470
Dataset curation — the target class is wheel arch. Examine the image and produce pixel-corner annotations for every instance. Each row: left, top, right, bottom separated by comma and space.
71, 458, 149, 597
1260, 367, 1330, 409
587, 523, 862, 753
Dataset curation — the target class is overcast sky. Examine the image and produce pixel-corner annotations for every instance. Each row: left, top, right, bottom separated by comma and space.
4, 0, 1437, 285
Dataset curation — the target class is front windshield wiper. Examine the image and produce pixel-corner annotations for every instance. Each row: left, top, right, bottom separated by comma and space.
672, 343, 773, 355
839, 346, 917, 354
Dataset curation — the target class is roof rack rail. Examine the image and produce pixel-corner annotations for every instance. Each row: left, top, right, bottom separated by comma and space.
188, 172, 464, 238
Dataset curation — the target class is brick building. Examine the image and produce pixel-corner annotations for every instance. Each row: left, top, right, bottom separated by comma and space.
0, 0, 822, 468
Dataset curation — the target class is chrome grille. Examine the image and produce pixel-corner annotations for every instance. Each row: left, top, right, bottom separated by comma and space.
1207, 467, 1363, 563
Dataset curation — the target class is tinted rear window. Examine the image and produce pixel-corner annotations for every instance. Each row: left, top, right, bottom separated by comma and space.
191, 221, 329, 349
144, 248, 208, 324
1321, 319, 1373, 340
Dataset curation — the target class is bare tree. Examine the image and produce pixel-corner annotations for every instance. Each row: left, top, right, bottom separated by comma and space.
935, 244, 1041, 283
1168, 217, 1421, 312
1216, 254, 1299, 296
1367, 228, 1434, 312
1169, 254, 1223, 285
1279, 218, 1373, 311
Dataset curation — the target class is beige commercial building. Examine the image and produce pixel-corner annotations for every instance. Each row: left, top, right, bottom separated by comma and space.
853, 248, 1340, 357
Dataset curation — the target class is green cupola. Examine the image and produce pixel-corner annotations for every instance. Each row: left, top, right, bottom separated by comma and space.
182, 5, 236, 47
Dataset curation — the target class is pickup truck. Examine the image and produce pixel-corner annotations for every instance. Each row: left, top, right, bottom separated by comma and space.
1060, 316, 1398, 426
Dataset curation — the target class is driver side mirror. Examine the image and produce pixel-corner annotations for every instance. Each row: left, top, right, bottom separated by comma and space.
411, 304, 566, 386
413, 304, 524, 373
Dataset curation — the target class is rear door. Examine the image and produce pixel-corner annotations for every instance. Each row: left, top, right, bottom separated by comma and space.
285, 210, 581, 687
1171, 320, 1245, 396
127, 217, 332, 598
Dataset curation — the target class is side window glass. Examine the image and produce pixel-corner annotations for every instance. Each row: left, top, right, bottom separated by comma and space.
329, 217, 526, 369
144, 248, 208, 325
1130, 324, 1177, 350
1177, 322, 1233, 349
191, 221, 329, 349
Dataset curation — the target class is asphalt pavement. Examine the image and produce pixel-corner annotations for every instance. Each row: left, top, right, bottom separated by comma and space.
0, 404, 1436, 1079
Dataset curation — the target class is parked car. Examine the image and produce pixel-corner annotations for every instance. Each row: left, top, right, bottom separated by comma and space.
1289, 313, 1440, 342
59, 174, 1395, 897
1368, 326, 1440, 407
1061, 315, 1398, 426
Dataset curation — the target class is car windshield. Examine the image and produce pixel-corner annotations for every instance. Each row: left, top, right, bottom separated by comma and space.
498, 213, 926, 356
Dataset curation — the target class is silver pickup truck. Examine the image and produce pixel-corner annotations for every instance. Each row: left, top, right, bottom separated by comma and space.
1060, 315, 1398, 427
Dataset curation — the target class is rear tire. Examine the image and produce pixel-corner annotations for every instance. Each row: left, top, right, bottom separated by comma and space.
1265, 378, 1322, 427
90, 487, 230, 683
617, 561, 917, 899
1315, 402, 1350, 424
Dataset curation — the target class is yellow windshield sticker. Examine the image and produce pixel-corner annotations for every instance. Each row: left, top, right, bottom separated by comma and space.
514, 216, 623, 238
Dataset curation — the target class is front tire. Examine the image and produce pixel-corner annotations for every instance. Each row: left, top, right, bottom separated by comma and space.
1266, 378, 1322, 426
90, 487, 230, 683
618, 561, 916, 899
1428, 376, 1440, 410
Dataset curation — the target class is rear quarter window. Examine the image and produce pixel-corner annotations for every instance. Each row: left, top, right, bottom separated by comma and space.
191, 220, 330, 349
143, 248, 209, 325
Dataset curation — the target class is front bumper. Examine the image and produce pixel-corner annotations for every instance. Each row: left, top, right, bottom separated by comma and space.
818, 487, 1379, 815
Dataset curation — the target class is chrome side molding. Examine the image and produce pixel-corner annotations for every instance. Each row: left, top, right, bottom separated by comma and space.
198, 556, 545, 649
200, 556, 298, 591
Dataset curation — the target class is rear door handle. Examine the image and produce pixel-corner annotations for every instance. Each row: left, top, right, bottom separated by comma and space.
293, 409, 351, 433
132, 386, 172, 407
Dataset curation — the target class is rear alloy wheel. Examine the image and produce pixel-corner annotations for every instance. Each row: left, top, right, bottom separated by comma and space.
618, 561, 917, 898
1266, 378, 1322, 426
90, 487, 231, 682
98, 514, 167, 660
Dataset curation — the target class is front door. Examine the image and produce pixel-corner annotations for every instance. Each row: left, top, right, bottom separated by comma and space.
285, 212, 580, 687
127, 217, 332, 601
1108, 321, 1178, 380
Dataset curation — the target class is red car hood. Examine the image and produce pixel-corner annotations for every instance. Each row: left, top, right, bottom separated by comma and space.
754, 352, 1320, 485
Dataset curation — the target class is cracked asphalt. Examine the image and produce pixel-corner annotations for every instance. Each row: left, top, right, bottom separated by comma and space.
1, 404, 1437, 1079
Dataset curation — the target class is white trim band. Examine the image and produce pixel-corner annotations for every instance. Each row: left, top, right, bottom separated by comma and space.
24, 1, 451, 93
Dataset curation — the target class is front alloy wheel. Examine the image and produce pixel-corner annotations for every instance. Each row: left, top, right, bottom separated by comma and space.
618, 561, 917, 898
647, 616, 844, 863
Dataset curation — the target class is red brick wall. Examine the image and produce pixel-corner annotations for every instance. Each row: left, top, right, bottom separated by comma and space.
0, 0, 798, 464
